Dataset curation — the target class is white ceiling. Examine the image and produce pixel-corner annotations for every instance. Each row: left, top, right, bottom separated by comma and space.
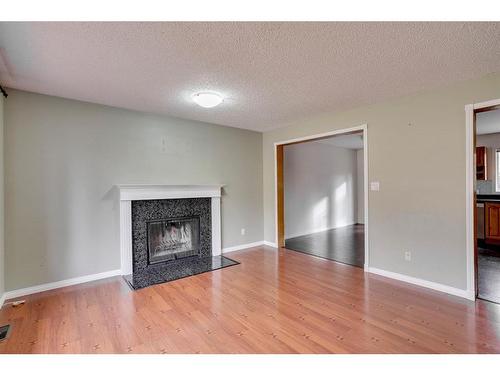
1, 22, 500, 132
316, 133, 364, 150
476, 108, 500, 135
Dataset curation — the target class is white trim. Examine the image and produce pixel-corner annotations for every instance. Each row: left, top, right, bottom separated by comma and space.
273, 124, 369, 269
116, 184, 223, 201
3, 269, 122, 301
273, 125, 368, 147
495, 149, 500, 193
368, 267, 474, 301
274, 144, 279, 247
222, 241, 265, 253
473, 98, 500, 110
263, 241, 277, 248
465, 103, 475, 299
211, 197, 222, 257
120, 200, 133, 275
362, 125, 369, 270
0, 293, 5, 308
465, 98, 500, 301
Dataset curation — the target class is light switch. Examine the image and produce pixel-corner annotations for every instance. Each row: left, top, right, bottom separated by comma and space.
370, 181, 380, 191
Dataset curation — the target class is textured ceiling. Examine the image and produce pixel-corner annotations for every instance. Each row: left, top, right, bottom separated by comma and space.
0, 22, 499, 132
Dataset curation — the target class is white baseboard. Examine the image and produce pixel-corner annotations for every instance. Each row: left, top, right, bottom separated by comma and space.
2, 242, 278, 303
367, 267, 475, 301
222, 240, 278, 251
263, 241, 277, 248
3, 269, 122, 301
222, 241, 265, 253
285, 222, 357, 240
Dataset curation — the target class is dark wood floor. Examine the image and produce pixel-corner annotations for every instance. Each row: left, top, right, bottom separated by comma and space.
478, 247, 500, 304
1, 245, 500, 353
285, 224, 364, 267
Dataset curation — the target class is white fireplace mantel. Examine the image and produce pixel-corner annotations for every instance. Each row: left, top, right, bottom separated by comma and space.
116, 184, 224, 275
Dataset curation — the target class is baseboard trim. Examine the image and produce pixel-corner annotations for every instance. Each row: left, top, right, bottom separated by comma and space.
3, 241, 278, 302
367, 267, 475, 301
3, 269, 122, 301
263, 241, 278, 248
222, 241, 265, 253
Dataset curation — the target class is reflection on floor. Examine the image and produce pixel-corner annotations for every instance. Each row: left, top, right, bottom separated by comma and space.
284, 224, 364, 267
478, 246, 500, 304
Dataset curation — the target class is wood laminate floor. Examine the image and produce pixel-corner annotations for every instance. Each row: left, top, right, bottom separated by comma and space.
285, 224, 364, 267
1, 246, 500, 354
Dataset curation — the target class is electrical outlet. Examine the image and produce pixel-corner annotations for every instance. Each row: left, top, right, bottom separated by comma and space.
404, 251, 411, 262
241, 228, 246, 236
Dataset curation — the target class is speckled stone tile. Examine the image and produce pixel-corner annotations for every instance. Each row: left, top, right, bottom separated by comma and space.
127, 198, 237, 289
124, 255, 239, 290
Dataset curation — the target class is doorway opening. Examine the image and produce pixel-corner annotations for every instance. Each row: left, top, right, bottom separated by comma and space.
275, 125, 369, 269
469, 101, 500, 304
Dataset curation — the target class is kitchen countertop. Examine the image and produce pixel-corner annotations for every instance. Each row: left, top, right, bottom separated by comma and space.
477, 194, 500, 202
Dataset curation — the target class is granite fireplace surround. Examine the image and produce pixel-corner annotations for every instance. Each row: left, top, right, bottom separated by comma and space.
117, 185, 238, 290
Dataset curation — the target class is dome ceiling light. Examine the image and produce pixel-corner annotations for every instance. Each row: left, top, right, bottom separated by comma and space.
192, 92, 223, 108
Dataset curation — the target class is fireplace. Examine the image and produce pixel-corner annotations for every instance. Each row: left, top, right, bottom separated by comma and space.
116, 185, 239, 290
147, 216, 201, 264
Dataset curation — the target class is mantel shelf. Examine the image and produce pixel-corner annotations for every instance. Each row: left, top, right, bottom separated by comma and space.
115, 184, 224, 201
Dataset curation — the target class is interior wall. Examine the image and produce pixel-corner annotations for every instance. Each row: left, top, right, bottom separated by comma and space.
356, 149, 364, 224
0, 94, 4, 300
4, 89, 263, 291
263, 72, 500, 291
476, 132, 500, 194
284, 141, 357, 239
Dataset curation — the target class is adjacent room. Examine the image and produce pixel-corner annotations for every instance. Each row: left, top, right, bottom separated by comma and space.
283, 132, 365, 267
475, 108, 500, 304
0, 21, 500, 355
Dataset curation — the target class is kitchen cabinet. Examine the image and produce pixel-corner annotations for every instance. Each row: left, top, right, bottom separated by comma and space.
485, 202, 500, 243
476, 146, 488, 180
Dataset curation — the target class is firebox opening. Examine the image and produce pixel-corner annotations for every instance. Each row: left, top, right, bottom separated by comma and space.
147, 216, 201, 265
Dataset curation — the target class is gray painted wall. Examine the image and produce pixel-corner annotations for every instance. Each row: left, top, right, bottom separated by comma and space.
0, 95, 4, 299
284, 141, 358, 239
4, 89, 263, 291
263, 72, 500, 291
4, 72, 500, 296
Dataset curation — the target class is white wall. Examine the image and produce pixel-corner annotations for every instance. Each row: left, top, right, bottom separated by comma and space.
4, 89, 263, 291
284, 141, 358, 239
263, 72, 500, 292
356, 149, 364, 224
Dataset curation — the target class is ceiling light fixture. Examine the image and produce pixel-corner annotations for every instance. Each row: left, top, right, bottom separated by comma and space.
192, 92, 223, 108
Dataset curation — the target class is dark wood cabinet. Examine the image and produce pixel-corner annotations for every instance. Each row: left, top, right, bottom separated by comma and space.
476, 146, 488, 180
485, 202, 500, 243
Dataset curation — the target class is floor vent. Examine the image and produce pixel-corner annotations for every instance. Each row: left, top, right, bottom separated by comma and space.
0, 325, 10, 341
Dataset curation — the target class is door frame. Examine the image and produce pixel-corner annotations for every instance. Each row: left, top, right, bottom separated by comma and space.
465, 98, 500, 300
274, 124, 369, 270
